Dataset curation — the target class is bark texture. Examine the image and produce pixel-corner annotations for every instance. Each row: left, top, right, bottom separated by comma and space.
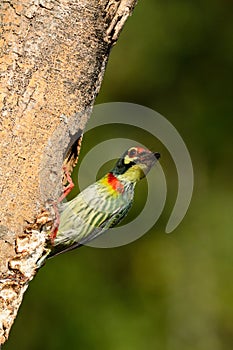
0, 0, 137, 344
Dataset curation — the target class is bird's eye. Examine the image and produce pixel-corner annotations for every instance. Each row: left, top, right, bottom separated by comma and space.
128, 148, 137, 157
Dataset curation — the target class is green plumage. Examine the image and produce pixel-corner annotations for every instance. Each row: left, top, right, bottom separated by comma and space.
48, 146, 160, 257
50, 180, 134, 256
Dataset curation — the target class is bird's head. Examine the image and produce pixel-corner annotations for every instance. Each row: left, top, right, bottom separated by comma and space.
111, 146, 160, 183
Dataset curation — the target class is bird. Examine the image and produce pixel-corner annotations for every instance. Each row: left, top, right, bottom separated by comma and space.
48, 146, 160, 258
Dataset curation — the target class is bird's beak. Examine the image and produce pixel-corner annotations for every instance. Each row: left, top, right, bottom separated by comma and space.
153, 152, 160, 160
139, 151, 160, 169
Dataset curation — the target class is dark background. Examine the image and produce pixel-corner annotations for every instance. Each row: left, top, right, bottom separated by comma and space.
5, 1, 233, 349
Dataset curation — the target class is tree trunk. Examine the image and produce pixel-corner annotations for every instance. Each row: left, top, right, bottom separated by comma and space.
0, 0, 137, 344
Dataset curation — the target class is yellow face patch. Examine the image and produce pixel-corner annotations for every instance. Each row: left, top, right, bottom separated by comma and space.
124, 147, 138, 164
124, 154, 134, 164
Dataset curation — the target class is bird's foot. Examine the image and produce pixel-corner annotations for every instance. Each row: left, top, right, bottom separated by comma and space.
48, 167, 75, 242
57, 166, 75, 203
49, 202, 60, 243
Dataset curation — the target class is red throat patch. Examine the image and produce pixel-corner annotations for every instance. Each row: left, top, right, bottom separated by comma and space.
107, 173, 124, 193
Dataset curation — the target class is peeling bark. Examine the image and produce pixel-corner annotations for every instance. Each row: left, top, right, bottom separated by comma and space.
0, 0, 137, 344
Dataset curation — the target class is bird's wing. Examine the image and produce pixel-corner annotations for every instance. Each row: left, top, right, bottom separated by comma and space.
74, 200, 133, 246
49, 201, 133, 258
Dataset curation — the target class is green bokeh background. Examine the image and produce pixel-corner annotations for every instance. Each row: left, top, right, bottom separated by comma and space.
5, 1, 233, 349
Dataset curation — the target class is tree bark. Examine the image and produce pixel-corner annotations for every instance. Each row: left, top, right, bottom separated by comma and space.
0, 0, 137, 344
